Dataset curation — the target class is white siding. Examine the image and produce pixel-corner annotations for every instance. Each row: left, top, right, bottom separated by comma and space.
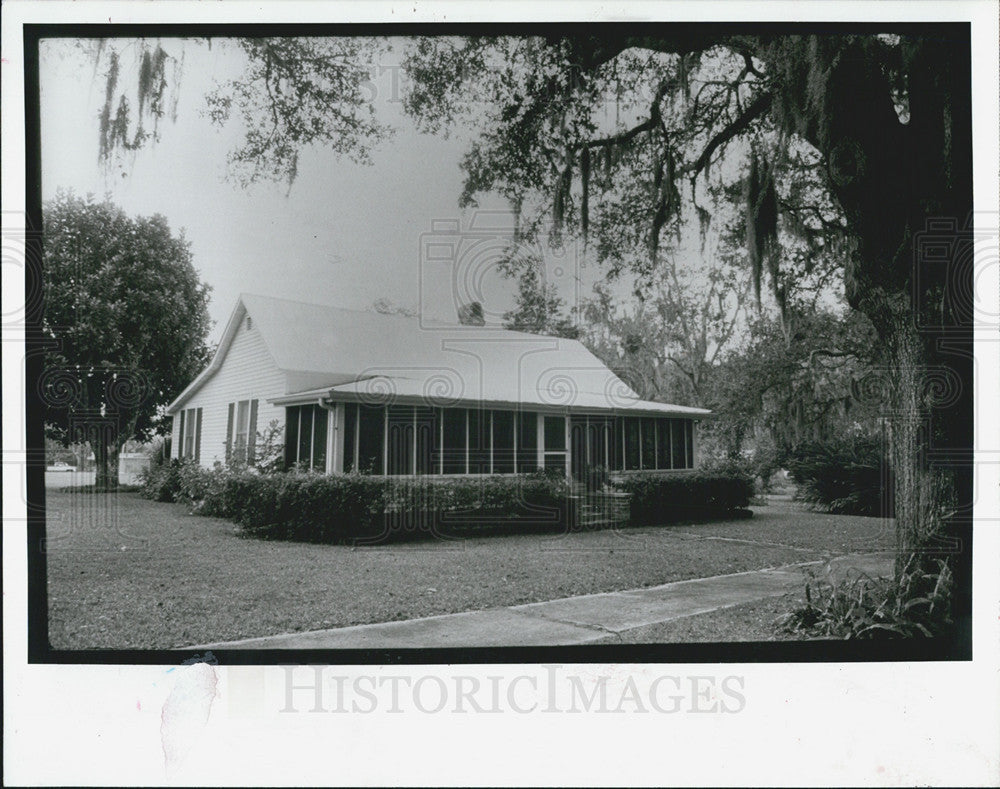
171, 317, 287, 468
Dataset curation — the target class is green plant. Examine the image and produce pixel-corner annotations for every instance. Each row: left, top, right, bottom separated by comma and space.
615, 471, 755, 526
582, 464, 610, 492
251, 419, 285, 474
779, 554, 954, 638
183, 472, 575, 544
784, 436, 892, 516
137, 458, 190, 502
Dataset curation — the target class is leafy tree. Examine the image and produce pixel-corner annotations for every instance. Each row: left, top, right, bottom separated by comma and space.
501, 257, 580, 339
399, 31, 972, 568
457, 300, 486, 326
708, 308, 881, 459
84, 28, 973, 573
579, 237, 749, 407
42, 192, 212, 489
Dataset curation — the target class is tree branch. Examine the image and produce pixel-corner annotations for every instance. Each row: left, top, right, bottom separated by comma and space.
685, 90, 773, 176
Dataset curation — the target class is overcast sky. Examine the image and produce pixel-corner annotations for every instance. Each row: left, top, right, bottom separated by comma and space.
40, 37, 602, 344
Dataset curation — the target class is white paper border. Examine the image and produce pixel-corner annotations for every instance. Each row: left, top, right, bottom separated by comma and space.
3, 2, 998, 786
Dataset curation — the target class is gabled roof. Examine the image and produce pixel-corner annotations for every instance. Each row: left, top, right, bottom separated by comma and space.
167, 293, 711, 417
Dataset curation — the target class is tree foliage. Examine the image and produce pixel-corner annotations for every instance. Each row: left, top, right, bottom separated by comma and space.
88, 37, 390, 186
707, 307, 880, 458
501, 256, 580, 339
42, 191, 212, 488
578, 245, 748, 408
82, 28, 973, 569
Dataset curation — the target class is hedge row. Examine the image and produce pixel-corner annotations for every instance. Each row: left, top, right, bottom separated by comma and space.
141, 462, 575, 543
140, 461, 755, 543
614, 471, 755, 525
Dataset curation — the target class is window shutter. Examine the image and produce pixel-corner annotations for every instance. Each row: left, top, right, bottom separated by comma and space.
226, 403, 235, 462
247, 399, 259, 463
194, 408, 203, 464
178, 411, 186, 459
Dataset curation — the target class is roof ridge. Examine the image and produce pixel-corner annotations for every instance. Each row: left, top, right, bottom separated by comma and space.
239, 291, 583, 343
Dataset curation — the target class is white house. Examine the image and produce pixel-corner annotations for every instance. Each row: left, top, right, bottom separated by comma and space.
165, 294, 710, 479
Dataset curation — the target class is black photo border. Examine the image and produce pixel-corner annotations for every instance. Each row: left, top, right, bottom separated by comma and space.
22, 20, 975, 666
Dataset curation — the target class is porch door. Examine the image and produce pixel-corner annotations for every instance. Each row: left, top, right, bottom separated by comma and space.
570, 416, 608, 482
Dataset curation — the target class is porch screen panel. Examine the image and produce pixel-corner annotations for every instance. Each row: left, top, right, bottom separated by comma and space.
569, 417, 587, 480
312, 407, 328, 471
357, 405, 385, 474
343, 403, 356, 472
441, 407, 467, 474
415, 406, 438, 475
591, 417, 611, 469
284, 406, 299, 469
641, 418, 656, 469
685, 421, 694, 469
492, 410, 515, 473
612, 417, 624, 471
517, 411, 538, 472
297, 406, 313, 468
624, 417, 641, 470
671, 419, 686, 469
543, 415, 566, 471
468, 408, 491, 474
387, 405, 414, 476
656, 419, 671, 469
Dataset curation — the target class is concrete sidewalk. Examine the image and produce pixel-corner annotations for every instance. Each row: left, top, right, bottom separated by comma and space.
195, 552, 893, 649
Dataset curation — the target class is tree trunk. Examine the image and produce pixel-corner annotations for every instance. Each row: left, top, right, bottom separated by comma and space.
878, 307, 949, 577
92, 429, 119, 491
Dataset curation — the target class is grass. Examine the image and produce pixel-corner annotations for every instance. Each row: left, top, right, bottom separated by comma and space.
45, 490, 894, 649
595, 594, 805, 643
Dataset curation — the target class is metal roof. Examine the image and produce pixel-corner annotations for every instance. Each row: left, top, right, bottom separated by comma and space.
168, 293, 711, 417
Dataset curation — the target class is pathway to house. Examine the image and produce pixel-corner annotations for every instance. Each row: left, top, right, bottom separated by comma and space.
195, 552, 892, 649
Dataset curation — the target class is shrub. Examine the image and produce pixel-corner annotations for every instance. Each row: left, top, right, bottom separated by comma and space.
138, 458, 188, 502
701, 445, 782, 497
211, 472, 575, 544
779, 555, 954, 638
784, 437, 892, 516
251, 419, 285, 475
615, 471, 755, 526
581, 464, 610, 492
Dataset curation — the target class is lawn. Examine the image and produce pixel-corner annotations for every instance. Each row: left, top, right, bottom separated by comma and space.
45, 490, 894, 649
594, 594, 806, 643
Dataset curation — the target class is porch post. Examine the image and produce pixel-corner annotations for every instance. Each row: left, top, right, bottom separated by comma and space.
536, 412, 545, 469
329, 402, 343, 474
692, 420, 699, 469
564, 413, 571, 480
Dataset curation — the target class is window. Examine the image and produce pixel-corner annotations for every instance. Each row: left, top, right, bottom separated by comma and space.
284, 404, 328, 472
178, 407, 201, 461
227, 399, 257, 464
